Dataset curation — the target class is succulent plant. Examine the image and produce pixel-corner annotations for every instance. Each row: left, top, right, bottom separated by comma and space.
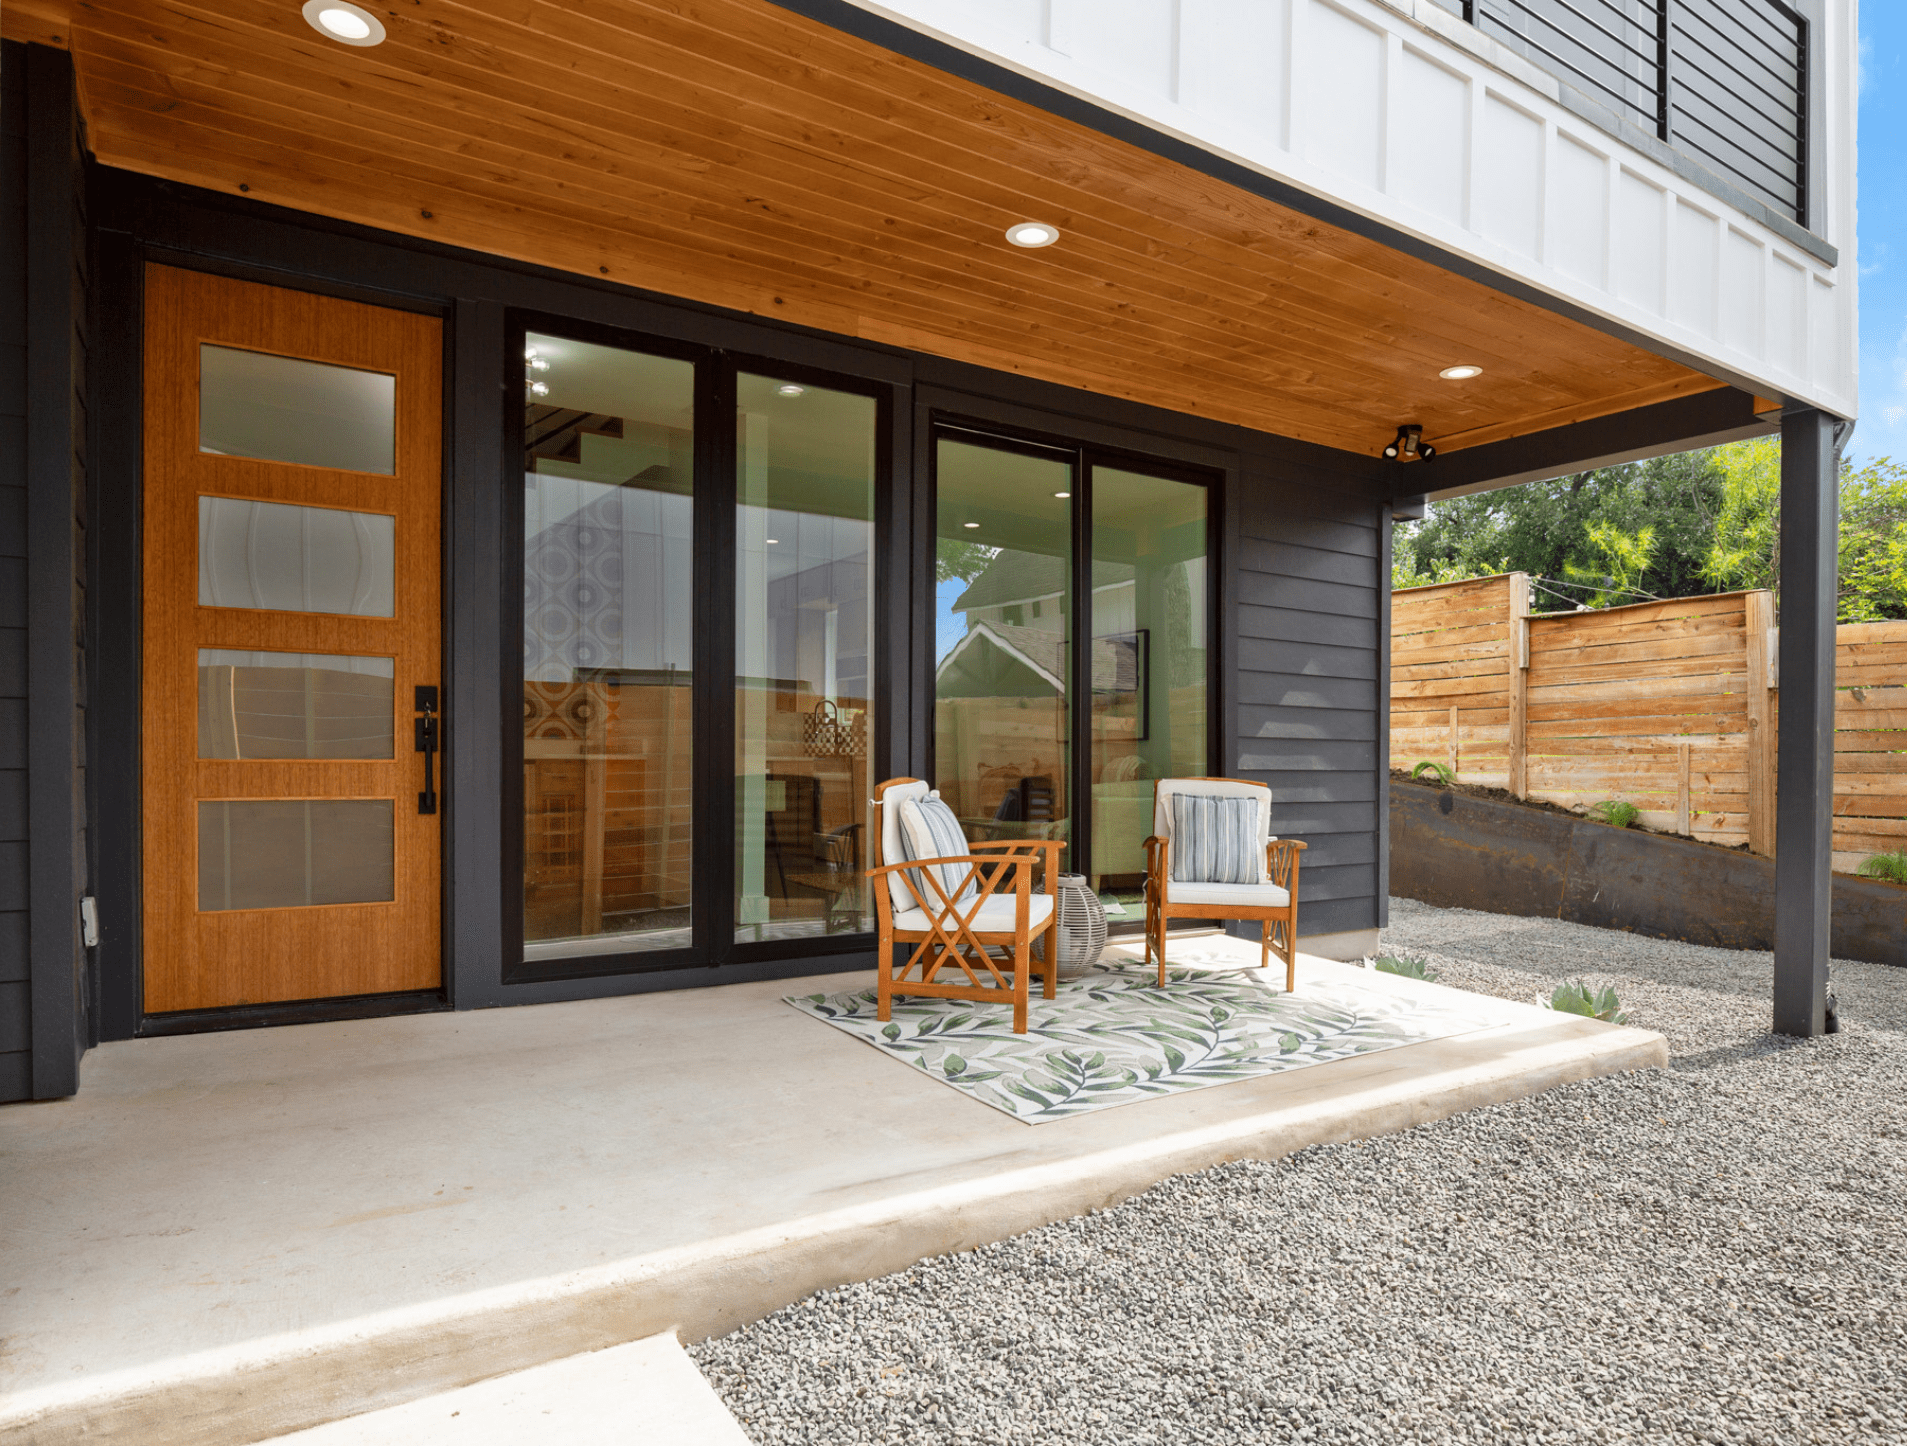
1548, 979, 1627, 1024
1373, 954, 1440, 982
1856, 851, 1907, 886
1587, 799, 1641, 829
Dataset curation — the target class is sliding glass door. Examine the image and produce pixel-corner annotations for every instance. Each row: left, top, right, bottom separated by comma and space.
933, 430, 1210, 904
518, 331, 882, 969
521, 334, 697, 959
1088, 466, 1210, 899
933, 436, 1076, 853
734, 374, 877, 943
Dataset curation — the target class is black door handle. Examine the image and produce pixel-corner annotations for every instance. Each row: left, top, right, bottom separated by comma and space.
415, 684, 439, 816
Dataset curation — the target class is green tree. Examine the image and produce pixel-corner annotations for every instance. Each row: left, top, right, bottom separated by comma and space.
1563, 521, 1658, 609
1698, 438, 1780, 594
1392, 448, 1723, 607
936, 537, 997, 586
1700, 442, 1907, 622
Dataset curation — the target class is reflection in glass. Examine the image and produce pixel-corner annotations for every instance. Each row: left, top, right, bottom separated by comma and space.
933, 438, 1074, 868
199, 651, 394, 759
735, 375, 877, 942
198, 497, 396, 616
200, 344, 397, 474
1090, 467, 1207, 896
521, 333, 695, 959
198, 799, 394, 910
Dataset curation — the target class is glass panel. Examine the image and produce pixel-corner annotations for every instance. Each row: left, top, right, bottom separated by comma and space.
521, 333, 695, 959
197, 800, 394, 910
933, 438, 1074, 869
1091, 466, 1207, 902
198, 650, 394, 760
200, 344, 397, 474
735, 375, 877, 942
198, 497, 396, 616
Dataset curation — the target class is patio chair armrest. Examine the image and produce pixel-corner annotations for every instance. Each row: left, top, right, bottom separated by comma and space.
865, 854, 1035, 917
966, 838, 1066, 886
1267, 837, 1306, 891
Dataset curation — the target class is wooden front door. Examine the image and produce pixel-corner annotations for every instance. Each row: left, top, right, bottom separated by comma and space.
141, 265, 443, 1013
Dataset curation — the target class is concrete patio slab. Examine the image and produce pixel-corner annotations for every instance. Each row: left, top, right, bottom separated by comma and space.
258, 1332, 750, 1445
0, 945, 1665, 1445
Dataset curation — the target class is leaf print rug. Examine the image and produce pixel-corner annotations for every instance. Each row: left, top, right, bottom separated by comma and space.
784, 960, 1487, 1123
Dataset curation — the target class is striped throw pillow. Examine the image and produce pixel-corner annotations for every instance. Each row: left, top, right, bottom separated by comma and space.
897, 794, 980, 909
1169, 794, 1262, 884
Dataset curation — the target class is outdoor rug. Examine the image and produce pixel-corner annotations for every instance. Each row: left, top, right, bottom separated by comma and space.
784, 959, 1488, 1122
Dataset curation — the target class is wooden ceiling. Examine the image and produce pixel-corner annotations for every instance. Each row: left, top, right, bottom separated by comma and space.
5, 0, 1724, 456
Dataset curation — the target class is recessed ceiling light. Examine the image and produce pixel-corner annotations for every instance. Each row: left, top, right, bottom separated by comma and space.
303, 0, 385, 45
1439, 364, 1484, 381
963, 521, 980, 529
1005, 222, 1059, 249
766, 538, 779, 545
777, 384, 805, 397
1053, 491, 1071, 499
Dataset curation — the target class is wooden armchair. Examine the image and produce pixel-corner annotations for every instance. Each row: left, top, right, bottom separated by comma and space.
869, 778, 1064, 1034
1143, 777, 1306, 991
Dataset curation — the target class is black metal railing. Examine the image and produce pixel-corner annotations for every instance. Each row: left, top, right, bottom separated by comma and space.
1429, 0, 1807, 226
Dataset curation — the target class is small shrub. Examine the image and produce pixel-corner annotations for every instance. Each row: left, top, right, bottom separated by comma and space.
1587, 799, 1641, 829
1374, 954, 1440, 981
1549, 979, 1627, 1024
1411, 760, 1455, 786
1856, 851, 1907, 886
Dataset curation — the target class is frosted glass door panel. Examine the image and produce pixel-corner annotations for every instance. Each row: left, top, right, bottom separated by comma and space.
198, 799, 395, 910
198, 497, 396, 615
200, 344, 396, 474
198, 650, 395, 759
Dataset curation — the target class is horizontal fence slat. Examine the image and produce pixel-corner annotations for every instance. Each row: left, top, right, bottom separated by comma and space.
1393, 584, 1907, 868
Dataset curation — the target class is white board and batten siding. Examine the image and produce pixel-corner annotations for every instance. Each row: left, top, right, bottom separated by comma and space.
843, 0, 1859, 423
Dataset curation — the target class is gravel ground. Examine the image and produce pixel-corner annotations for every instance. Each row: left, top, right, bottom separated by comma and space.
693, 900, 1907, 1445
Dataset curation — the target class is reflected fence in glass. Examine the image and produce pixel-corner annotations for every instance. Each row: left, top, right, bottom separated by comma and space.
520, 333, 697, 959
932, 437, 1075, 866
198, 799, 395, 911
198, 650, 394, 760
734, 374, 878, 943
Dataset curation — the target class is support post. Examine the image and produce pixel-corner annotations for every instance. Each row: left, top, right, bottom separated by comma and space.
1773, 409, 1837, 1037
1508, 572, 1530, 799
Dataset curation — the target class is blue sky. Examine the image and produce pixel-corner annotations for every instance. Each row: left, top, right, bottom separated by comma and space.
1855, 5, 1907, 463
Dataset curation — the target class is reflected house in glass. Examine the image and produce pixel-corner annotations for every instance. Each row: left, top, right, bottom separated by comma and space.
0, 0, 1858, 1099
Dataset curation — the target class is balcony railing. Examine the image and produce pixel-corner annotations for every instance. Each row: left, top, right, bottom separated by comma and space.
1433, 0, 1808, 227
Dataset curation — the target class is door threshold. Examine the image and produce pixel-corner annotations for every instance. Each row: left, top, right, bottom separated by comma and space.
139, 989, 448, 1037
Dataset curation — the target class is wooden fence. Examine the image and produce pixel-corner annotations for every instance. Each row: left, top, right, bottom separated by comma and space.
1391, 575, 1907, 873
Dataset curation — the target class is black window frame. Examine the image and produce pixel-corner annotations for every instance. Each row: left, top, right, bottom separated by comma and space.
925, 414, 1223, 884
504, 314, 897, 983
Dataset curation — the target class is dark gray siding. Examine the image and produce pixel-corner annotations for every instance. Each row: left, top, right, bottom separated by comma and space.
1231, 464, 1384, 940
0, 41, 90, 1100
0, 42, 32, 1099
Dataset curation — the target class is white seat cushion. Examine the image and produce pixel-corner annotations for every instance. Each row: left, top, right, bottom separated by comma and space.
878, 780, 932, 914
893, 892, 1056, 935
1160, 880, 1290, 909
